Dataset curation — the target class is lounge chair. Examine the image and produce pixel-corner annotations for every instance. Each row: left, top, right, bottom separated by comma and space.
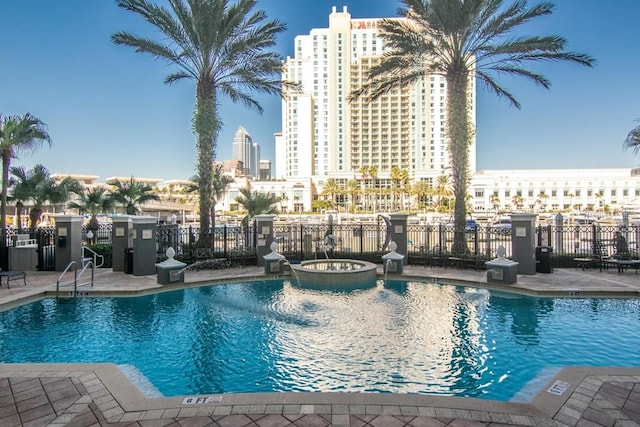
0, 269, 27, 288
574, 240, 609, 271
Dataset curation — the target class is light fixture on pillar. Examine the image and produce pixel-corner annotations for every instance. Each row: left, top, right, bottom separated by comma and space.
86, 230, 94, 243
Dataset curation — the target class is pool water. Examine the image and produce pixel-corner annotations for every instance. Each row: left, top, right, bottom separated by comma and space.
0, 279, 638, 401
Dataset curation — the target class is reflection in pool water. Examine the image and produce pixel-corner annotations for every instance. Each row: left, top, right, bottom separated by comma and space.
300, 261, 365, 270
0, 279, 638, 401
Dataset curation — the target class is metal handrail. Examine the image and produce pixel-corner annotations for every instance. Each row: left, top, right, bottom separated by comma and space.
56, 258, 96, 300
82, 246, 104, 268
76, 260, 95, 289
56, 261, 77, 299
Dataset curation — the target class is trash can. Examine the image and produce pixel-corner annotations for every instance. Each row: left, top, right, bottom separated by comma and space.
124, 247, 134, 274
536, 246, 553, 273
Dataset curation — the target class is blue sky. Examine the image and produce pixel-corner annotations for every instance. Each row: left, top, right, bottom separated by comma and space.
1, 0, 639, 182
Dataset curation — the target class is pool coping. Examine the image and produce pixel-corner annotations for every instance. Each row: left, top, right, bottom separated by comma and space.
1, 363, 639, 425
2, 268, 639, 310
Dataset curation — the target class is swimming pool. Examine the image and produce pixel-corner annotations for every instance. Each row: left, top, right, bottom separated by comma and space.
0, 279, 638, 401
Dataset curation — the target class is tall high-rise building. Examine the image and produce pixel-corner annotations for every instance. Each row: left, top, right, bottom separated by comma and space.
232, 126, 260, 177
280, 6, 476, 179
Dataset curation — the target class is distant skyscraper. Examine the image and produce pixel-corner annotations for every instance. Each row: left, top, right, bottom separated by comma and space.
232, 126, 260, 177
280, 6, 476, 179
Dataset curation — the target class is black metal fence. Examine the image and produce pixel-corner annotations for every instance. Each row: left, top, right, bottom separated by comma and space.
270, 222, 389, 262
2, 227, 56, 271
4, 221, 637, 270
156, 224, 258, 266
406, 222, 639, 268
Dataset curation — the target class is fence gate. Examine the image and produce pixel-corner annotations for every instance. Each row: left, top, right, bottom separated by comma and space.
36, 228, 56, 271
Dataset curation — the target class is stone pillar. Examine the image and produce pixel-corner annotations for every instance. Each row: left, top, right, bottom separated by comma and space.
112, 216, 133, 272
132, 216, 157, 276
255, 214, 274, 267
511, 213, 537, 275
389, 213, 409, 265
621, 211, 630, 242
54, 215, 84, 272
554, 213, 564, 255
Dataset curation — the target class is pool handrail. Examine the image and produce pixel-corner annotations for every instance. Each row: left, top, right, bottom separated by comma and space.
56, 260, 95, 299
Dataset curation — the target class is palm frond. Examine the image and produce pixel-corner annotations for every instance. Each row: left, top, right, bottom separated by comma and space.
488, 65, 551, 88
164, 71, 191, 85
624, 121, 640, 154
476, 70, 520, 108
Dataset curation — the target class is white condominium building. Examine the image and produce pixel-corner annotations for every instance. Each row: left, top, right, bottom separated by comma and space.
280, 6, 476, 181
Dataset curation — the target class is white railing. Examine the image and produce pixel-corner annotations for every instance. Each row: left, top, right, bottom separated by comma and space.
82, 246, 104, 268
56, 258, 95, 300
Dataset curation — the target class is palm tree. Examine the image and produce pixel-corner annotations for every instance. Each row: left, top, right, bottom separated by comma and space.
434, 174, 453, 211
345, 178, 360, 213
321, 178, 341, 209
210, 166, 234, 227
537, 191, 549, 212
279, 193, 289, 216
368, 165, 379, 213
350, 0, 594, 254
511, 194, 525, 211
595, 191, 604, 216
412, 180, 432, 212
189, 164, 235, 230
490, 192, 501, 212
113, 0, 289, 235
110, 177, 160, 215
10, 165, 82, 228
0, 113, 52, 246
235, 187, 279, 229
67, 187, 115, 241
623, 119, 640, 154
359, 166, 369, 211
398, 169, 410, 210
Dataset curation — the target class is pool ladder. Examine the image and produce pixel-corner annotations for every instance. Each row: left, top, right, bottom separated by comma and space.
56, 247, 101, 300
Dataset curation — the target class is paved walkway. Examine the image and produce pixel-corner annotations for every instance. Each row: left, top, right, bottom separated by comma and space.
0, 265, 639, 426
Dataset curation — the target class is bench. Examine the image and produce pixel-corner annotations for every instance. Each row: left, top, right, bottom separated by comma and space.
574, 240, 609, 272
608, 259, 640, 274
574, 257, 596, 271
0, 270, 27, 289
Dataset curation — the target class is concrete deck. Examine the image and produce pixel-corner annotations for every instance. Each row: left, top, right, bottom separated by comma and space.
0, 265, 639, 426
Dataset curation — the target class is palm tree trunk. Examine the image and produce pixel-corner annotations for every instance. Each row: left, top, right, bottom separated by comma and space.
447, 68, 472, 255
16, 201, 23, 234
210, 203, 216, 230
30, 207, 43, 228
0, 152, 10, 247
194, 79, 217, 238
